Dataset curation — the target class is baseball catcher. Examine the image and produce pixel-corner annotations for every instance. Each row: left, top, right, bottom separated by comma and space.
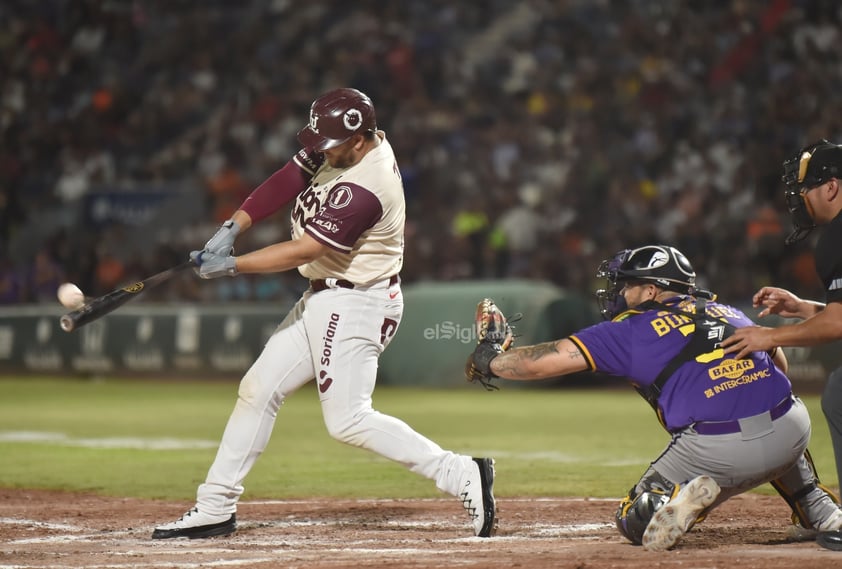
466, 244, 842, 551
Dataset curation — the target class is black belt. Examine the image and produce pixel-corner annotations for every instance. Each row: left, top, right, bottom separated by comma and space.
310, 274, 399, 293
693, 396, 793, 436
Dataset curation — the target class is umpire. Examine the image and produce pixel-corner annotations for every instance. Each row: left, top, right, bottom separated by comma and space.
467, 244, 842, 551
723, 139, 842, 551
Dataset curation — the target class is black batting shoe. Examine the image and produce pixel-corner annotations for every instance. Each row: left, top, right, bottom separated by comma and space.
818, 530, 842, 551
459, 457, 497, 537
151, 507, 236, 539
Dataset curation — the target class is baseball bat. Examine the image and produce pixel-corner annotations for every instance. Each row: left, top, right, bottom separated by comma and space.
60, 260, 194, 332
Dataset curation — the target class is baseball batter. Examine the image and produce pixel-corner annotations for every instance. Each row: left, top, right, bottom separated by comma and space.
467, 245, 842, 551
722, 139, 842, 551
152, 88, 496, 539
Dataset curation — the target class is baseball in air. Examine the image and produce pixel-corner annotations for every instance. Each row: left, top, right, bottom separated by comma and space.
57, 283, 85, 309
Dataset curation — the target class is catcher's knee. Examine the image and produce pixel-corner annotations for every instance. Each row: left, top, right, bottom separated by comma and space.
615, 470, 678, 545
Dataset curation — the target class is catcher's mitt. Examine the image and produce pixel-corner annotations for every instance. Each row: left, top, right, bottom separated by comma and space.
465, 298, 517, 390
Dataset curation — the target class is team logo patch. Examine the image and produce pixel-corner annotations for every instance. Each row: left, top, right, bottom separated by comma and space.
328, 185, 353, 209
645, 250, 669, 269
318, 370, 333, 393
343, 109, 362, 131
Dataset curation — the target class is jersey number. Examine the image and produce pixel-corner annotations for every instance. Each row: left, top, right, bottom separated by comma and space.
678, 322, 726, 364
292, 186, 323, 226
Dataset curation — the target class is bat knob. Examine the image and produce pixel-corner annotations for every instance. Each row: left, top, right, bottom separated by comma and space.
60, 315, 75, 333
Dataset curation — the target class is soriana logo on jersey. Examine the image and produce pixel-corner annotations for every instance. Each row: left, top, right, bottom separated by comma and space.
328, 186, 353, 209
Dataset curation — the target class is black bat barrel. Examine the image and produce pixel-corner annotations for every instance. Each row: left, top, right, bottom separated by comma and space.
59, 287, 140, 332
59, 260, 193, 332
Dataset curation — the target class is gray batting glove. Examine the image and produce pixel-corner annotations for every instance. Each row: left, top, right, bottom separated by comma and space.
204, 219, 240, 256
189, 250, 238, 279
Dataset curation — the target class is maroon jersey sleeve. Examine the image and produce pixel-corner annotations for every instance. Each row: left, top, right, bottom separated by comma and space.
240, 148, 324, 223
304, 183, 383, 252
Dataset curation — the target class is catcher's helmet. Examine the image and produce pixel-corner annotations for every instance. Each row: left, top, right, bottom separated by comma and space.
297, 88, 377, 152
782, 139, 842, 244
595, 245, 696, 319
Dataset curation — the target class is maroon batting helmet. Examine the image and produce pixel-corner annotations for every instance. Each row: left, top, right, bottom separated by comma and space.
297, 88, 377, 151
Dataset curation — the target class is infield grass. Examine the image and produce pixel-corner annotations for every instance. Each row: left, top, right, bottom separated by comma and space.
0, 377, 836, 500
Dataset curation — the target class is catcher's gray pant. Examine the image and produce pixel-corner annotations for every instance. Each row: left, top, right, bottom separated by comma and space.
194, 281, 473, 516
649, 397, 810, 500
633, 397, 842, 524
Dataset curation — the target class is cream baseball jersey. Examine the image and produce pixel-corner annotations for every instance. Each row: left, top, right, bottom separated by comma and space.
291, 132, 405, 284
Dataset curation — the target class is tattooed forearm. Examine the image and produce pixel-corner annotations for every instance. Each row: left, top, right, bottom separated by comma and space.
491, 340, 564, 378
520, 341, 561, 361
566, 346, 583, 359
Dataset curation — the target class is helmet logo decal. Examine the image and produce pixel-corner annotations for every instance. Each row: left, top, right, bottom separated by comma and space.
798, 151, 812, 183
644, 250, 668, 269
343, 109, 363, 131
328, 185, 353, 209
308, 106, 320, 134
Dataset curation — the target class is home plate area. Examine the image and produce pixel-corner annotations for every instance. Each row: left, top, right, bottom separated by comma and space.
0, 490, 839, 568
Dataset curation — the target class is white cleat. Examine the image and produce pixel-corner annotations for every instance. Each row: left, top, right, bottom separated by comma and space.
642, 475, 720, 552
459, 457, 497, 537
151, 507, 236, 539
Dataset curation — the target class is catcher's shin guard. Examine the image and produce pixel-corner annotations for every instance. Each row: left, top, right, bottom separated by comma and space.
771, 448, 841, 530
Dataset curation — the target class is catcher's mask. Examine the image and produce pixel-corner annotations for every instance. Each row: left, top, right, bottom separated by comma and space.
782, 139, 842, 244
297, 87, 377, 152
595, 245, 696, 319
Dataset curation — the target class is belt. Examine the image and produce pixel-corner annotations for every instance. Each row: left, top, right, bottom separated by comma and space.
692, 396, 793, 436
310, 274, 399, 293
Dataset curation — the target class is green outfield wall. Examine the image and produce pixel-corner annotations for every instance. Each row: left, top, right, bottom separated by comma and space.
379, 279, 598, 386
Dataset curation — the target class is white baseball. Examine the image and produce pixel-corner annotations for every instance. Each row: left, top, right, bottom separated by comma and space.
57, 283, 85, 309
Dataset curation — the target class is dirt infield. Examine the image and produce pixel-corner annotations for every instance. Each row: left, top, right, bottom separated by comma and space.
1, 489, 840, 569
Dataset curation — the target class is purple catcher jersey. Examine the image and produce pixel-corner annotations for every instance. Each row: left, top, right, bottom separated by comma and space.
569, 296, 792, 432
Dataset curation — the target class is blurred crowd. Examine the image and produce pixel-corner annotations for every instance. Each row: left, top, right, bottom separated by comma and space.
2, 0, 841, 307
